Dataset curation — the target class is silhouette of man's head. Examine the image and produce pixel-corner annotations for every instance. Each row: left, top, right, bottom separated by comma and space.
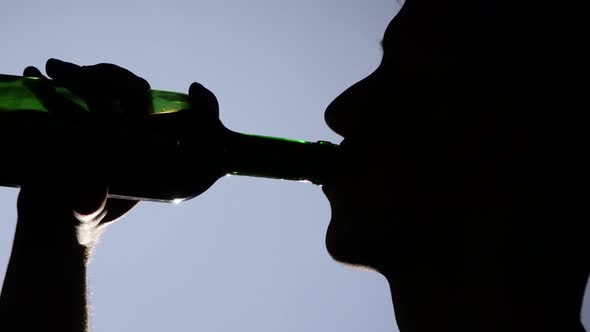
323, 0, 484, 272
322, 1, 587, 330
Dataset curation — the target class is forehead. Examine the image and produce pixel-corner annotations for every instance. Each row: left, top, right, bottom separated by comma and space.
381, 19, 394, 49
381, 0, 462, 45
384, 2, 469, 60
380, 3, 414, 51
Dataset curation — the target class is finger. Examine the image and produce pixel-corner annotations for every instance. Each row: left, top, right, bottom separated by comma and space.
189, 82, 219, 118
82, 63, 151, 117
48, 60, 148, 94
17, 183, 107, 226
22, 63, 86, 116
45, 58, 94, 110
45, 58, 84, 84
23, 66, 47, 79
47, 59, 152, 117
71, 183, 108, 222
82, 63, 150, 91
100, 198, 140, 225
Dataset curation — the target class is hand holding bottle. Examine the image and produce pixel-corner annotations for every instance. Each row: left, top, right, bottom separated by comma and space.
0, 58, 162, 331
16, 58, 154, 237
0, 60, 339, 203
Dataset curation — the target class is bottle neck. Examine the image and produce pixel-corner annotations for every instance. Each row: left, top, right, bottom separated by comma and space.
223, 130, 339, 185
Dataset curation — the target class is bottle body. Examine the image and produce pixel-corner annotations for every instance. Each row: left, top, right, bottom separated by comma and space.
0, 74, 339, 202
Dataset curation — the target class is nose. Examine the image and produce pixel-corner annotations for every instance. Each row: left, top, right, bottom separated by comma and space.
324, 74, 376, 139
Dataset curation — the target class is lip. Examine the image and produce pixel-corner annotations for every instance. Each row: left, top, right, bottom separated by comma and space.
338, 139, 350, 150
321, 176, 344, 201
321, 182, 334, 198
320, 139, 350, 195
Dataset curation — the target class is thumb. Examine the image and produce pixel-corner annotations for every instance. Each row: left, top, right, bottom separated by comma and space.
189, 82, 219, 118
71, 184, 108, 223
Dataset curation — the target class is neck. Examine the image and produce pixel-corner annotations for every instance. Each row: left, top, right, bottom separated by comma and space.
380, 263, 589, 332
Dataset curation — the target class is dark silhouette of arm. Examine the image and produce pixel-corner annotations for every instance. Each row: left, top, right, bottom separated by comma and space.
0, 60, 145, 332
0, 187, 93, 331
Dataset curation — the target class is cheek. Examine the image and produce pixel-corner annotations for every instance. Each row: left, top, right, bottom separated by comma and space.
328, 182, 387, 225
326, 152, 399, 230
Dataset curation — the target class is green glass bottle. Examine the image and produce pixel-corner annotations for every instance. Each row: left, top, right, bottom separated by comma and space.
0, 74, 339, 203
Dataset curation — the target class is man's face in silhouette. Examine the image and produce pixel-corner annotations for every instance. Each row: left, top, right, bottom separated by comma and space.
322, 11, 410, 270
322, 1, 473, 271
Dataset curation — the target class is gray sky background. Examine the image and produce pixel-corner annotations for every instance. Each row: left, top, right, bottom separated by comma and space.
0, 1, 588, 331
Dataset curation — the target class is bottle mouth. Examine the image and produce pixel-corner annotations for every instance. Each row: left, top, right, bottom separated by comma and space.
223, 131, 341, 185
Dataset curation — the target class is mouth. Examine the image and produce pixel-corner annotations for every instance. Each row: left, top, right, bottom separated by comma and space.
321, 139, 351, 196
338, 139, 350, 150
321, 182, 334, 198
321, 176, 346, 202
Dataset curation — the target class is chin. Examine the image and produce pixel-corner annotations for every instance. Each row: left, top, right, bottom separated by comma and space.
324, 218, 380, 273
